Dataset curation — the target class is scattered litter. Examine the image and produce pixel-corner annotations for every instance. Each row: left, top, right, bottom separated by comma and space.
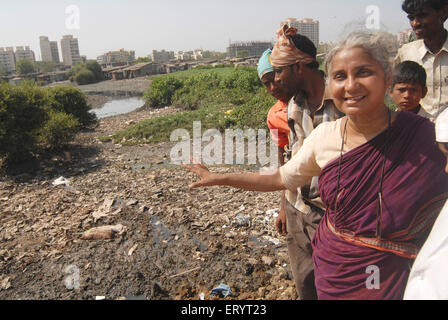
154, 190, 164, 197
261, 235, 281, 246
0, 276, 11, 290
139, 205, 149, 213
199, 292, 205, 300
232, 214, 251, 227
92, 198, 122, 222
266, 208, 280, 217
264, 208, 280, 222
262, 256, 275, 267
126, 199, 138, 206
210, 283, 234, 298
128, 243, 138, 256
81, 224, 126, 240
52, 176, 70, 186
95, 296, 106, 300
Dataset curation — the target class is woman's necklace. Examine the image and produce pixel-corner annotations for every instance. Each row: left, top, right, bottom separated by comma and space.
333, 109, 391, 238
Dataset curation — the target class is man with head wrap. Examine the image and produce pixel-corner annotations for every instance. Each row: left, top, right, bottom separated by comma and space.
258, 48, 292, 235
269, 25, 343, 300
404, 108, 448, 299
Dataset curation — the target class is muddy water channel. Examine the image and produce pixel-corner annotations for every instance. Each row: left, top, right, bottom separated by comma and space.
91, 97, 145, 119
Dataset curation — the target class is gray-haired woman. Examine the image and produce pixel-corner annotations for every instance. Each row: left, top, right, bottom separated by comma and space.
185, 32, 448, 299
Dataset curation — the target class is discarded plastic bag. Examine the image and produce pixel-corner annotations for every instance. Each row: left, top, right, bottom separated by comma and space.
52, 176, 70, 186
232, 214, 251, 227
81, 224, 126, 240
210, 283, 234, 298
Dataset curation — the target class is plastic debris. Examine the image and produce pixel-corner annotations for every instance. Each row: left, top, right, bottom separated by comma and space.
0, 276, 11, 290
264, 208, 280, 223
261, 235, 281, 246
199, 292, 205, 300
81, 224, 126, 240
232, 214, 251, 227
52, 176, 70, 186
92, 198, 116, 222
95, 296, 106, 300
128, 243, 138, 256
266, 208, 280, 218
210, 283, 234, 298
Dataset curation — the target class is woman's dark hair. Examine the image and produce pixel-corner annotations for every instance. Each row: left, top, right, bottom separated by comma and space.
289, 34, 320, 70
392, 60, 427, 89
402, 0, 448, 13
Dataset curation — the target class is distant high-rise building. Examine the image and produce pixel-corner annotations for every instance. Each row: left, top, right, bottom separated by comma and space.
97, 49, 135, 67
40, 36, 52, 62
397, 28, 415, 46
15, 46, 36, 63
281, 17, 320, 48
226, 41, 272, 58
60, 35, 81, 66
50, 41, 60, 63
151, 50, 175, 63
40, 36, 60, 63
0, 47, 16, 73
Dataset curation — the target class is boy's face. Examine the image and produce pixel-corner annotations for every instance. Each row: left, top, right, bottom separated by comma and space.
389, 82, 427, 112
406, 6, 447, 40
261, 71, 292, 102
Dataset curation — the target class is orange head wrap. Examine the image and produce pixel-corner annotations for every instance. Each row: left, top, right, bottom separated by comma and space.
270, 24, 316, 67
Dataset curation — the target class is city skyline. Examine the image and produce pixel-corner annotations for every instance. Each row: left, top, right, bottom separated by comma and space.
1, 0, 446, 60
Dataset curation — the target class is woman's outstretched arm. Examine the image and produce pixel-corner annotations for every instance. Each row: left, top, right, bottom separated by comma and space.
184, 163, 287, 192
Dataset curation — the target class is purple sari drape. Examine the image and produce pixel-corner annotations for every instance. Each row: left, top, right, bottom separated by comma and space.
313, 111, 448, 300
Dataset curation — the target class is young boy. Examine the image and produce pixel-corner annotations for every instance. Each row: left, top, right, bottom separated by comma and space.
390, 60, 432, 118
396, 0, 448, 119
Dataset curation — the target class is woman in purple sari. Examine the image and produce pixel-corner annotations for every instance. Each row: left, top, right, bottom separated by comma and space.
184, 32, 448, 299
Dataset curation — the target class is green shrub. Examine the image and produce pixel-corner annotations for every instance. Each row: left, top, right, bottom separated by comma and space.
220, 67, 261, 93
49, 86, 96, 126
0, 83, 96, 162
143, 76, 183, 108
69, 61, 103, 85
226, 88, 276, 129
172, 72, 221, 110
86, 61, 104, 81
74, 68, 97, 85
38, 110, 79, 150
16, 59, 37, 75
0, 82, 49, 160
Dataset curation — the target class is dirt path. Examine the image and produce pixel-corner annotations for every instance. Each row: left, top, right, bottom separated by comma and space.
0, 107, 297, 300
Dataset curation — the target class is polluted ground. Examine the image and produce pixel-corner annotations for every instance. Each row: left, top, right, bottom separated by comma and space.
0, 106, 298, 300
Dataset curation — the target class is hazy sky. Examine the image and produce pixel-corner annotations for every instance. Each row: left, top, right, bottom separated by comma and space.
0, 0, 438, 60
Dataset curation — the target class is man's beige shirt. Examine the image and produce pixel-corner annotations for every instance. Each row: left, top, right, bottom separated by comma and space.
395, 33, 448, 119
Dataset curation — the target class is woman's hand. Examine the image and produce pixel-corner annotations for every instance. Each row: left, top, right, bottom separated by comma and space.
184, 162, 221, 189
184, 160, 286, 192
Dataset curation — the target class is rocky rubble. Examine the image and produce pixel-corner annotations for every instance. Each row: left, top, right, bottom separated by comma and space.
0, 106, 298, 300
